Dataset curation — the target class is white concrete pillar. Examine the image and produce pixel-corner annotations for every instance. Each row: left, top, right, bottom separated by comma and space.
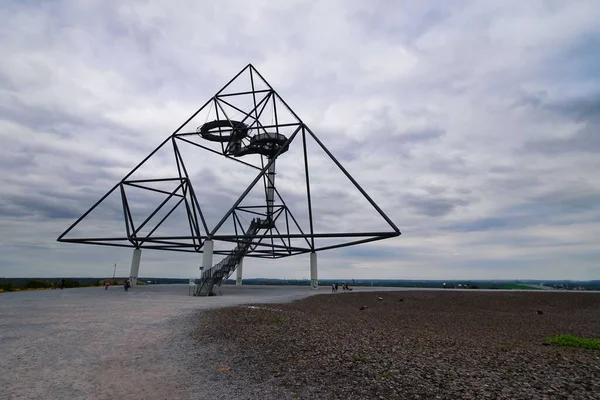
310, 251, 318, 289
236, 257, 244, 285
129, 248, 142, 287
202, 240, 214, 272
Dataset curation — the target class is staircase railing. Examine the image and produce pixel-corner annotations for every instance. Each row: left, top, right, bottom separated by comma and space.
194, 219, 260, 296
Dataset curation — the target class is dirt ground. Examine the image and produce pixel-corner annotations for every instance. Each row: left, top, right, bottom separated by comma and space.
195, 290, 600, 399
0, 284, 329, 399
1, 283, 410, 399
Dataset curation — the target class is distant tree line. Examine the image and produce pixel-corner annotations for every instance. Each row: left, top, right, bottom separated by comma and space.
0, 278, 101, 292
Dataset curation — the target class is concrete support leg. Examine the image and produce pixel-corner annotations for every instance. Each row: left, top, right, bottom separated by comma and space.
310, 252, 318, 289
236, 257, 244, 286
202, 240, 214, 272
129, 248, 142, 287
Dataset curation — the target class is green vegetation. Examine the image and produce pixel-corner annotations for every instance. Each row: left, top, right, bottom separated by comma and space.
501, 283, 540, 290
545, 335, 600, 350
271, 314, 287, 326
494, 343, 515, 352
0, 282, 12, 292
352, 355, 368, 363
25, 280, 53, 289
0, 278, 102, 292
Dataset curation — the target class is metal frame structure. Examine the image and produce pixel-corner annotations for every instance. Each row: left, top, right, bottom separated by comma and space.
57, 64, 401, 258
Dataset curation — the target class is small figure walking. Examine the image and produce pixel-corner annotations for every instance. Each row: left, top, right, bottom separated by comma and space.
331, 283, 336, 293
124, 278, 130, 292
104, 280, 111, 290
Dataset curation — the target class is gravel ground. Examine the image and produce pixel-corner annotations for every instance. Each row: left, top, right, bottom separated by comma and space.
0, 284, 333, 399
195, 290, 600, 400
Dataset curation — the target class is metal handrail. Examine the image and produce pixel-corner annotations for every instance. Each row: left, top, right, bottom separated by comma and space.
195, 219, 261, 296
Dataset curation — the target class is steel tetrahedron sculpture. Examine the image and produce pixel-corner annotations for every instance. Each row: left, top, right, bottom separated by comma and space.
58, 64, 401, 294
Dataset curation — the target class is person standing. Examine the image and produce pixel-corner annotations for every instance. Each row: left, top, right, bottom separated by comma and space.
124, 278, 130, 292
104, 280, 110, 290
60, 279, 65, 290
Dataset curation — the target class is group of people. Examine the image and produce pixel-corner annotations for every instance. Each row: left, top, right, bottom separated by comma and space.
331, 282, 352, 292
104, 279, 132, 291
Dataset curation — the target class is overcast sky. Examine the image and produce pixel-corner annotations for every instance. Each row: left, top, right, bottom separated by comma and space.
1, 0, 599, 280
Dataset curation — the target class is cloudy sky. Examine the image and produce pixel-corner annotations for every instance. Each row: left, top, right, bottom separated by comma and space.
1, 0, 599, 280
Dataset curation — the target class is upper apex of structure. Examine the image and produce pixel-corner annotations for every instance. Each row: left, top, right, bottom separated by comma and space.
215, 64, 274, 96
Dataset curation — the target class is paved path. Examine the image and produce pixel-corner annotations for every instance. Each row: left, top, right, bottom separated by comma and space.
0, 284, 399, 399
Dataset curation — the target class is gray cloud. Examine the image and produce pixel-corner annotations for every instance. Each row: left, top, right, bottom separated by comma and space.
444, 184, 600, 233
550, 94, 600, 122
332, 126, 446, 162
1, 194, 83, 220
526, 186, 600, 214
351, 1, 452, 45
522, 93, 600, 154
523, 123, 599, 155
403, 193, 471, 217
398, 128, 445, 143
425, 156, 470, 177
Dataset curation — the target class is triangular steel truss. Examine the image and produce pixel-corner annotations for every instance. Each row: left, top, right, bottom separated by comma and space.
57, 64, 401, 258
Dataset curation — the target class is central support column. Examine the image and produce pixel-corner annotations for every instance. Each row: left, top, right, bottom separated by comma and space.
129, 248, 142, 287
202, 240, 214, 274
236, 257, 244, 285
265, 159, 276, 223
310, 251, 318, 289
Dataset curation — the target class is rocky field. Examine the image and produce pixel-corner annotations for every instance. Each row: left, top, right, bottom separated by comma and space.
194, 290, 600, 399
